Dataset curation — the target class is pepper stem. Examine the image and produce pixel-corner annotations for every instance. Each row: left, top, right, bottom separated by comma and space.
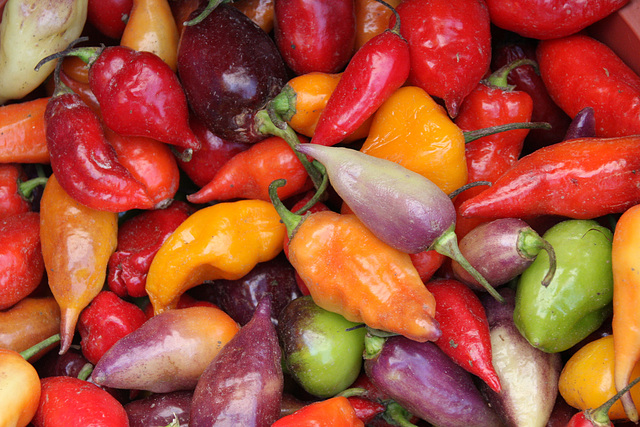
383, 402, 419, 427
590, 375, 640, 426
363, 333, 386, 360
375, 0, 402, 36
34, 38, 99, 72
269, 85, 297, 122
19, 176, 48, 201
268, 179, 304, 239
485, 58, 539, 89
518, 229, 557, 287
448, 181, 492, 200
463, 122, 552, 144
431, 226, 505, 303
183, 0, 226, 26
77, 363, 94, 381
19, 333, 61, 361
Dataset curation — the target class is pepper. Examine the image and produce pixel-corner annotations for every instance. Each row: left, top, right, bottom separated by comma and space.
40, 174, 118, 354
0, 348, 41, 427
354, 0, 401, 50
0, 211, 44, 310
458, 136, 640, 220
272, 396, 365, 427
108, 200, 194, 298
359, 85, 467, 195
0, 164, 45, 219
537, 34, 640, 138
612, 203, 640, 421
0, 98, 50, 164
425, 278, 501, 393
394, 0, 491, 117
514, 219, 614, 353
271, 182, 441, 342
309, 2, 409, 147
87, 0, 132, 39
0, 0, 87, 105
346, 397, 386, 425
145, 199, 286, 314
120, 0, 180, 71
232, 0, 275, 33
187, 135, 312, 204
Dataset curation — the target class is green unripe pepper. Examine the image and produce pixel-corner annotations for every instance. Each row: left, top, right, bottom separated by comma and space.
277, 296, 366, 398
514, 219, 613, 353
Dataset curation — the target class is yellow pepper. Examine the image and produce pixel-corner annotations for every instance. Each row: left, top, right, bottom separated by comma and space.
146, 199, 286, 315
360, 86, 468, 195
559, 335, 640, 421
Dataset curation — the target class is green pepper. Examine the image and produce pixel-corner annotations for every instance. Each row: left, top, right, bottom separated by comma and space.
513, 219, 613, 353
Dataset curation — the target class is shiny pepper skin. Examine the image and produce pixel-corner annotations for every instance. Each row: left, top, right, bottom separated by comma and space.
146, 199, 286, 314
0, 348, 41, 427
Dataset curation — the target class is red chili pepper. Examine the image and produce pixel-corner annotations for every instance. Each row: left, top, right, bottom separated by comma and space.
491, 41, 571, 154
310, 2, 409, 147
394, 0, 491, 117
425, 278, 501, 393
87, 0, 133, 39
458, 136, 640, 220
409, 250, 446, 284
272, 396, 365, 427
0, 164, 44, 219
485, 0, 629, 40
0, 212, 44, 310
77, 290, 147, 365
453, 59, 534, 238
346, 396, 386, 425
108, 200, 195, 298
187, 135, 313, 204
537, 34, 640, 138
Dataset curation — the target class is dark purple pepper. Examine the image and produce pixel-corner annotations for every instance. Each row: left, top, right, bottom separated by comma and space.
190, 297, 283, 426
296, 143, 504, 302
564, 107, 596, 141
177, 4, 289, 144
363, 334, 503, 427
451, 218, 556, 290
125, 391, 192, 427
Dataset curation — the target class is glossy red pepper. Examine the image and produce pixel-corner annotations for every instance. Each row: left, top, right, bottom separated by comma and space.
537, 34, 640, 138
346, 396, 386, 424
272, 396, 365, 427
187, 135, 313, 204
485, 0, 629, 40
425, 278, 501, 393
459, 136, 640, 220
0, 212, 44, 310
77, 290, 147, 365
87, 0, 133, 39
0, 164, 43, 219
491, 41, 571, 154
310, 4, 409, 147
394, 0, 491, 117
107, 200, 194, 298
453, 59, 534, 238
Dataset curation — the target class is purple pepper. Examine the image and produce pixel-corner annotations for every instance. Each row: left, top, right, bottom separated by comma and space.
364, 334, 503, 427
452, 218, 556, 290
295, 143, 504, 302
563, 107, 596, 141
125, 391, 192, 427
190, 297, 283, 427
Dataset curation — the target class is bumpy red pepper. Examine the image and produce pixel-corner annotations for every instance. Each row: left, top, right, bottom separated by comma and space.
77, 290, 148, 365
107, 200, 194, 298
425, 278, 501, 393
459, 136, 640, 220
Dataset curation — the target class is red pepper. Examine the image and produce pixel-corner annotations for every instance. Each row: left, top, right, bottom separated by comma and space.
394, 0, 491, 117
409, 250, 446, 284
272, 396, 364, 427
485, 0, 629, 40
310, 3, 409, 147
0, 164, 42, 219
346, 396, 386, 425
453, 59, 534, 238
44, 89, 155, 212
87, 0, 133, 39
425, 278, 501, 393
458, 136, 640, 220
0, 212, 44, 310
491, 41, 571, 154
537, 34, 640, 138
77, 290, 148, 365
187, 135, 313, 204
107, 200, 195, 298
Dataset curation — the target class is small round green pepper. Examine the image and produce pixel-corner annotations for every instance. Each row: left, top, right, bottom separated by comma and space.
514, 219, 613, 353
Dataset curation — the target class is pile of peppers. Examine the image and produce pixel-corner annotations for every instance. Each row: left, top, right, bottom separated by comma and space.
2, 0, 640, 425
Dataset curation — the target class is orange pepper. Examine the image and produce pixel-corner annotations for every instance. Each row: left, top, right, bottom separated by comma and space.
359, 86, 468, 195
0, 349, 41, 427
277, 72, 371, 142
120, 0, 180, 71
272, 396, 364, 427
40, 174, 118, 354
146, 199, 286, 314
0, 98, 50, 164
354, 0, 401, 50
559, 335, 640, 421
233, 0, 275, 33
612, 203, 640, 421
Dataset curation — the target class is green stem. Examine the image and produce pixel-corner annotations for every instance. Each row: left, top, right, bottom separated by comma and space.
336, 388, 368, 398
77, 363, 94, 381
268, 179, 304, 239
291, 161, 329, 215
183, 0, 226, 26
590, 375, 640, 425
375, 0, 402, 36
431, 226, 504, 303
518, 230, 557, 288
34, 41, 99, 72
383, 402, 419, 427
19, 333, 61, 361
19, 176, 48, 200
447, 181, 492, 200
464, 122, 552, 144
485, 58, 539, 89
269, 85, 297, 122
363, 333, 387, 360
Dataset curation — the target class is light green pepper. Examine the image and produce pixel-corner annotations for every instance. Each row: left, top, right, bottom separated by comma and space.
514, 219, 613, 353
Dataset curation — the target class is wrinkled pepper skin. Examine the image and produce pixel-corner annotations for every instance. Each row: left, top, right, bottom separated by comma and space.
514, 220, 613, 353
40, 174, 118, 354
146, 199, 286, 314
0, 348, 41, 427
